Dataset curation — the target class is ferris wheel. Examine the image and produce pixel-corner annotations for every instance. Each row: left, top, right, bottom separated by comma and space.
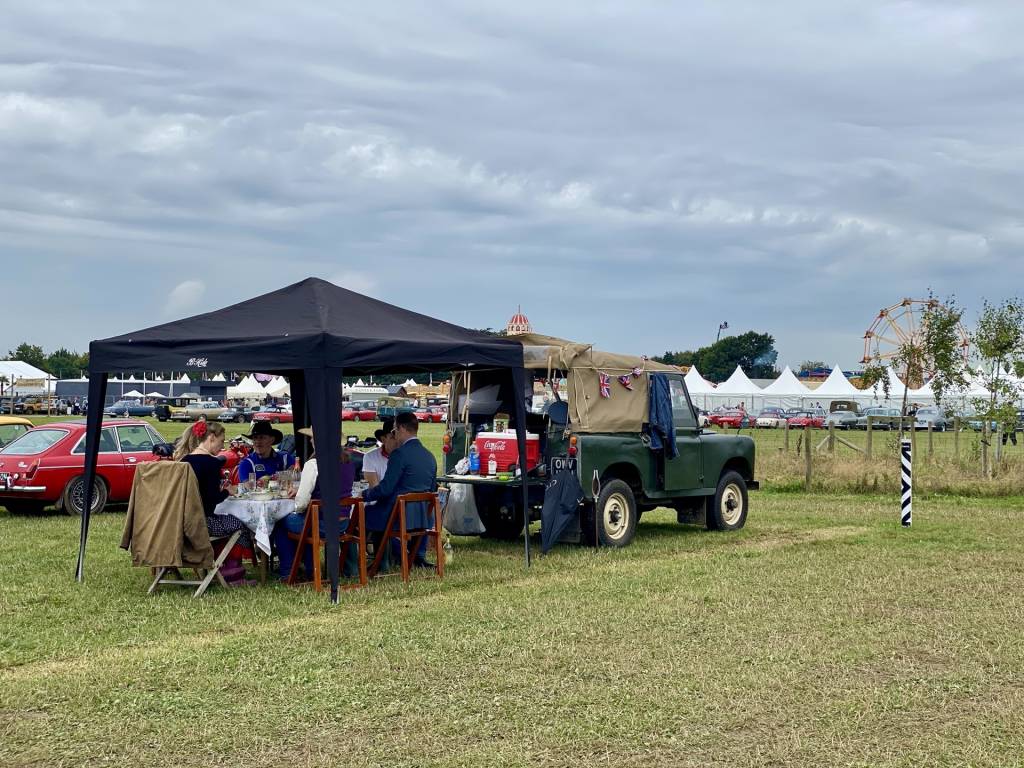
861, 298, 970, 386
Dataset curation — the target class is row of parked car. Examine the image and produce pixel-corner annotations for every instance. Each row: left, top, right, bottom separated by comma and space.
1, 397, 80, 415
705, 404, 1024, 432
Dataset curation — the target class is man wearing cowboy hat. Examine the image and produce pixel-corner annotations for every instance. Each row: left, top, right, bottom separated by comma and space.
238, 420, 293, 484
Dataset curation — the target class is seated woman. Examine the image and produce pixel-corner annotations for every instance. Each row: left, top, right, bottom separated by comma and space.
174, 420, 252, 584
272, 427, 356, 580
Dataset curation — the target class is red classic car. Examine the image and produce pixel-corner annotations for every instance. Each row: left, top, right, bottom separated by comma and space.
708, 409, 748, 429
0, 419, 167, 515
342, 402, 378, 422
251, 406, 293, 424
413, 407, 444, 423
786, 410, 826, 429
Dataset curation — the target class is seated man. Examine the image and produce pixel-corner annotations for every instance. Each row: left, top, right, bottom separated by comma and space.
272, 427, 357, 580
238, 421, 292, 483
362, 411, 437, 568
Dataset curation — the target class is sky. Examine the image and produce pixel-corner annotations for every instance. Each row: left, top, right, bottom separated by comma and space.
2, 1, 1022, 372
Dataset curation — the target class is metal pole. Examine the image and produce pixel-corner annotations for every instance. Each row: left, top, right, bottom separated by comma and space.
866, 416, 873, 459
900, 438, 912, 527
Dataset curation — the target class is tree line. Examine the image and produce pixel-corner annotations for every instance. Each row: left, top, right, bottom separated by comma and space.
653, 331, 779, 382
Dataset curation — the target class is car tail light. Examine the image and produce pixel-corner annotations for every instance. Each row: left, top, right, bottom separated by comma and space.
568, 435, 578, 457
24, 461, 39, 480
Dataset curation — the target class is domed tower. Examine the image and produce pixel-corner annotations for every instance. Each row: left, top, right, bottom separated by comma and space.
505, 305, 533, 336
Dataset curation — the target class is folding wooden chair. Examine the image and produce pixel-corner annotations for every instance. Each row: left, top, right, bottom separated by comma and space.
286, 498, 367, 591
148, 530, 242, 598
368, 492, 444, 583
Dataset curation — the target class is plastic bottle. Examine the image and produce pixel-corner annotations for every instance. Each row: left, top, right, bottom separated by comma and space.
468, 444, 480, 475
487, 452, 497, 476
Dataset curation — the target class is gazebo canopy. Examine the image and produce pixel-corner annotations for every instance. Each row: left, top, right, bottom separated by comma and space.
78, 278, 529, 599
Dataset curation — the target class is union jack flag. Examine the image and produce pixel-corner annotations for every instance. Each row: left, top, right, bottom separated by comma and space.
599, 372, 612, 398
618, 374, 633, 390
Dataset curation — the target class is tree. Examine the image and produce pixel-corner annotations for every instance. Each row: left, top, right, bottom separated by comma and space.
798, 361, 827, 374
920, 296, 969, 408
653, 331, 778, 382
971, 298, 1024, 477
46, 347, 89, 379
6, 343, 47, 371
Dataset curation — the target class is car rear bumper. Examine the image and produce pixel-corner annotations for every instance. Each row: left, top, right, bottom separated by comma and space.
0, 486, 48, 493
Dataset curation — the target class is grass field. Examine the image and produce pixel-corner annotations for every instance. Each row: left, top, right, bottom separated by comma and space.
3, 491, 1024, 766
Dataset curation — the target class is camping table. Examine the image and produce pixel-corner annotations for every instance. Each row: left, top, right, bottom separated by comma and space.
214, 497, 296, 555
438, 474, 544, 487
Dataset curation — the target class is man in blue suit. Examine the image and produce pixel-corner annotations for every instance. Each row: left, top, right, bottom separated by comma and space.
363, 411, 437, 568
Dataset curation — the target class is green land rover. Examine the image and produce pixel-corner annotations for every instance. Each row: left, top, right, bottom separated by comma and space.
443, 333, 757, 548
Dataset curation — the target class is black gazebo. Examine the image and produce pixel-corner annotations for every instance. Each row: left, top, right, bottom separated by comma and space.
76, 278, 530, 600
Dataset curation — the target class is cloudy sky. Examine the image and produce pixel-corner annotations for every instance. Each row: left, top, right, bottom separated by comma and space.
2, 1, 1022, 371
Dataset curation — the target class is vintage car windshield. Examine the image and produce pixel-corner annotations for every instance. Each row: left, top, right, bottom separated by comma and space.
0, 428, 69, 455
0, 424, 30, 447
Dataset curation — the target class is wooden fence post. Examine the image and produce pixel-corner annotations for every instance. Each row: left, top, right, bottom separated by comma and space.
953, 417, 960, 461
828, 423, 835, 454
804, 424, 812, 490
927, 423, 934, 461
784, 419, 790, 452
982, 422, 990, 478
865, 416, 873, 459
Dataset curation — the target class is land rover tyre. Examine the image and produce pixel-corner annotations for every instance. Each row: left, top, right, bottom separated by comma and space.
62, 475, 108, 516
706, 470, 748, 531
353, 414, 361, 422
587, 479, 637, 548
235, 414, 244, 423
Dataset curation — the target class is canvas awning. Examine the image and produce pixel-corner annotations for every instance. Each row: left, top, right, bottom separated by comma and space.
509, 333, 677, 433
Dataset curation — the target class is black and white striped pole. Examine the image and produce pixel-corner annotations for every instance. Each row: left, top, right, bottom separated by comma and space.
900, 438, 912, 527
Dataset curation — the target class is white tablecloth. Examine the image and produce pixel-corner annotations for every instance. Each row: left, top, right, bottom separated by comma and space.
214, 497, 295, 555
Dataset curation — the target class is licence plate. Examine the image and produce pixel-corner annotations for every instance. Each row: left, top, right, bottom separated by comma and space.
549, 456, 578, 474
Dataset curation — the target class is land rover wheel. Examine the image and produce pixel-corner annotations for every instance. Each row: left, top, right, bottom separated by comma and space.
62, 475, 108, 516
587, 479, 637, 548
353, 415, 361, 422
706, 471, 748, 531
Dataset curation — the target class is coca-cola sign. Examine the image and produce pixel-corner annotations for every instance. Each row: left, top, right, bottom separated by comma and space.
482, 440, 507, 452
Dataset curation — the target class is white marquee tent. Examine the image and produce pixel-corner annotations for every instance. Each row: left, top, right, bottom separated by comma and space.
227, 374, 266, 400
758, 366, 810, 409
706, 366, 763, 409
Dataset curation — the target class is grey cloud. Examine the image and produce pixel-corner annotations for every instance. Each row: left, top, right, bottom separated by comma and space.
1, 1, 1023, 365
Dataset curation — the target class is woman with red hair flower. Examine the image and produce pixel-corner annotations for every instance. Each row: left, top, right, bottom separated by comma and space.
176, 419, 251, 583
